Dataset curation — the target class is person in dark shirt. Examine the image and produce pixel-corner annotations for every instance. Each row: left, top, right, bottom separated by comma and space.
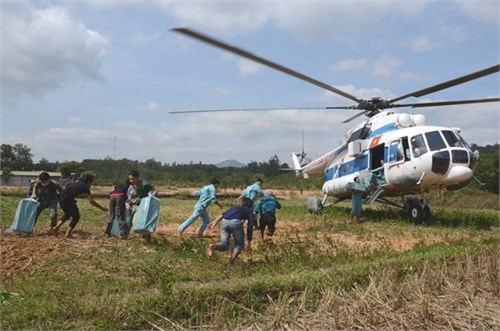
50, 175, 108, 238
206, 200, 255, 264
30, 171, 64, 229
254, 190, 281, 241
105, 179, 131, 239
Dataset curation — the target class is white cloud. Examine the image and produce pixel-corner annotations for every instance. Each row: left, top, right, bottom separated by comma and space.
438, 24, 467, 43
372, 54, 402, 77
131, 30, 162, 44
456, 0, 499, 24
329, 59, 368, 72
160, 1, 273, 36
69, 117, 83, 124
83, 0, 144, 10
321, 85, 394, 104
273, 1, 430, 41
411, 35, 437, 52
147, 102, 161, 112
238, 59, 261, 77
1, 2, 110, 107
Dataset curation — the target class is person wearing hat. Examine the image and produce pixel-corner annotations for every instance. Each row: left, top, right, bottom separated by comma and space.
178, 178, 223, 237
254, 190, 281, 241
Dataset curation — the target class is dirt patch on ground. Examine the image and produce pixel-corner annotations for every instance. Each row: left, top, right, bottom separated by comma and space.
1, 234, 66, 281
0, 215, 478, 281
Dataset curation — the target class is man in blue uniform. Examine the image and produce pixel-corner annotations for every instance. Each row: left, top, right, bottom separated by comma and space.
178, 178, 223, 237
236, 178, 264, 208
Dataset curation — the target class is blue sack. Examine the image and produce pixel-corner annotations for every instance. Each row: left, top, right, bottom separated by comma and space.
111, 212, 133, 237
133, 195, 160, 234
9, 198, 39, 233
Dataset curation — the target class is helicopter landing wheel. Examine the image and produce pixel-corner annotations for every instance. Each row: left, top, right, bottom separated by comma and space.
403, 197, 427, 224
422, 204, 431, 222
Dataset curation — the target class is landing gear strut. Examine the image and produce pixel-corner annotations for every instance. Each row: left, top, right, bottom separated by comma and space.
403, 197, 431, 224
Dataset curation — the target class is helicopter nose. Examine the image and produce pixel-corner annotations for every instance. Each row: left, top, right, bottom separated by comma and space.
444, 165, 473, 184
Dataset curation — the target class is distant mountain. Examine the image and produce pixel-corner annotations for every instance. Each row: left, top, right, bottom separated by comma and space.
215, 159, 246, 168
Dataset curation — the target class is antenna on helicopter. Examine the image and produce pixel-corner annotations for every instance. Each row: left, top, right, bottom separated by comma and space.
298, 130, 308, 166
296, 130, 312, 194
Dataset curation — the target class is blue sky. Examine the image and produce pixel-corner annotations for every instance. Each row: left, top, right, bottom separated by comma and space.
1, 0, 499, 165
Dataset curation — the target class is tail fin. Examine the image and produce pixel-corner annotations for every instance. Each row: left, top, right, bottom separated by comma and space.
291, 153, 309, 179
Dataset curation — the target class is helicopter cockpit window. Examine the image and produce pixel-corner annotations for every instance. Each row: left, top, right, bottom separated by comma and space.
388, 140, 404, 163
410, 134, 428, 157
347, 124, 372, 143
456, 132, 471, 150
425, 131, 447, 151
442, 130, 463, 148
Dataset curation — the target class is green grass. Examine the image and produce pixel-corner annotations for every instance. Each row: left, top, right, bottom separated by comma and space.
1, 190, 499, 330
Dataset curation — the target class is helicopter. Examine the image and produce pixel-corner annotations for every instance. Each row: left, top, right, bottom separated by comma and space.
170, 27, 500, 222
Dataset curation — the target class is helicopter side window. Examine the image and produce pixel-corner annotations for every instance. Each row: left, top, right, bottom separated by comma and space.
425, 131, 447, 151
388, 140, 404, 163
410, 134, 428, 157
442, 130, 463, 148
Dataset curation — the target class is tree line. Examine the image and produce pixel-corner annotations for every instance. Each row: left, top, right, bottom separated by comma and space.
1, 143, 498, 193
0, 144, 321, 190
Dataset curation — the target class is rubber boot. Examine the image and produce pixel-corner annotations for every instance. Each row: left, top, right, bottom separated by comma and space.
104, 222, 113, 237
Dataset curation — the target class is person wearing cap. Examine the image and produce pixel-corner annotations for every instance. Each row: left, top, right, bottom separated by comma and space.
254, 190, 281, 241
206, 198, 255, 264
30, 171, 64, 230
178, 178, 223, 237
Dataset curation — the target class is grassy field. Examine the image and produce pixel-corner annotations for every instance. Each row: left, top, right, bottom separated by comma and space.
1, 187, 499, 330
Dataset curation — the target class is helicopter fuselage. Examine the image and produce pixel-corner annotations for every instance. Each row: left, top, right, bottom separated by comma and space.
294, 111, 479, 201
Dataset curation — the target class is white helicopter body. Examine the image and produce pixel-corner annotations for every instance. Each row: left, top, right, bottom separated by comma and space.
293, 110, 478, 210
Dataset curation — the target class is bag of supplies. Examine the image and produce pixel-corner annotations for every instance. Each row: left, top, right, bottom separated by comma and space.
110, 212, 133, 237
133, 194, 160, 234
9, 198, 40, 233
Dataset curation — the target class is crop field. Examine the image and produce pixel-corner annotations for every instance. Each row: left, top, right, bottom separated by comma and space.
1, 187, 499, 330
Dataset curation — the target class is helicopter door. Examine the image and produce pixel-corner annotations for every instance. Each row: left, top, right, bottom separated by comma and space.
369, 144, 385, 170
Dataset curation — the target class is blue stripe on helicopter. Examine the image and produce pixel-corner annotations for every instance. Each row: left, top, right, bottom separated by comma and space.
324, 154, 369, 181
368, 123, 396, 137
322, 123, 394, 181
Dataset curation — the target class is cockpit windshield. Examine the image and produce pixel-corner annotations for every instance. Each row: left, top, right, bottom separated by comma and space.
442, 130, 464, 148
425, 131, 447, 151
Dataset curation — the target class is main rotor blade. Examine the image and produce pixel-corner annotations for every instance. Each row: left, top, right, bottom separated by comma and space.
169, 106, 332, 114
342, 111, 366, 123
392, 97, 500, 108
391, 64, 500, 102
172, 27, 361, 104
